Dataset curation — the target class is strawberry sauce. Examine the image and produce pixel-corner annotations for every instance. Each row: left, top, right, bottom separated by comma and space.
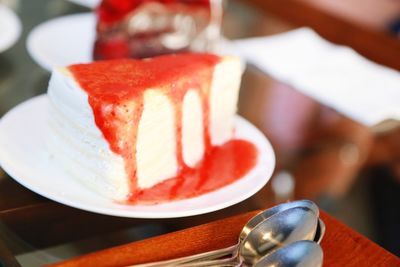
97, 0, 211, 25
69, 54, 258, 204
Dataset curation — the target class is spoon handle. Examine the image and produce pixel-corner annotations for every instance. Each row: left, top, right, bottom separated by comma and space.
130, 245, 238, 267
176, 255, 240, 267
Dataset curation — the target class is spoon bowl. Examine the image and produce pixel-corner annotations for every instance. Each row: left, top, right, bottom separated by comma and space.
254, 240, 323, 267
240, 200, 319, 240
240, 206, 319, 265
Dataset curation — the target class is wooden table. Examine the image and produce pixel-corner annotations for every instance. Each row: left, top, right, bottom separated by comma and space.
48, 210, 400, 267
0, 0, 399, 266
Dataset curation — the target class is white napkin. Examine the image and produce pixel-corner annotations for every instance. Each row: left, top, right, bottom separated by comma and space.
227, 28, 400, 127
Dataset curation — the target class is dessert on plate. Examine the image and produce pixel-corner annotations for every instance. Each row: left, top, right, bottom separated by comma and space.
47, 53, 257, 204
94, 0, 222, 59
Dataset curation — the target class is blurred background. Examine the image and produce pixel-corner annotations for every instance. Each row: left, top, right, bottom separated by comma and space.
0, 0, 399, 265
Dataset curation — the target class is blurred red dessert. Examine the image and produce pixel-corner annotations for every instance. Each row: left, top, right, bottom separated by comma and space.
94, 0, 222, 59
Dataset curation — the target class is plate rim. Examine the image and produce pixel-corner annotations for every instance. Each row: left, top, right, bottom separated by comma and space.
26, 12, 95, 71
0, 4, 22, 53
66, 0, 99, 8
0, 95, 275, 218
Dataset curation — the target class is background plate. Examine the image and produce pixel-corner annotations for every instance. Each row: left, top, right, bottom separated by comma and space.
26, 13, 95, 71
66, 0, 100, 8
26, 13, 241, 71
0, 4, 22, 53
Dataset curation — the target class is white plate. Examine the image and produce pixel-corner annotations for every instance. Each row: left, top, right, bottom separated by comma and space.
0, 4, 22, 53
26, 12, 241, 72
66, 0, 100, 8
0, 95, 275, 218
27, 13, 95, 71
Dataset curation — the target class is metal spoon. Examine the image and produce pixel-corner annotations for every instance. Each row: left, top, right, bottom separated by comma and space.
254, 240, 323, 267
133, 200, 319, 267
179, 218, 326, 267
239, 200, 319, 241
177, 206, 319, 267
240, 206, 318, 266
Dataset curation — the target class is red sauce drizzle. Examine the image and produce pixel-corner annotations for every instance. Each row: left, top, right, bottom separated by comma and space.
69, 54, 258, 204
97, 0, 211, 25
135, 139, 257, 203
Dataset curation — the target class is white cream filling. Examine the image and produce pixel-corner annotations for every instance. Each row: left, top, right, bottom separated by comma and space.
182, 89, 204, 167
209, 57, 242, 145
136, 89, 178, 189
